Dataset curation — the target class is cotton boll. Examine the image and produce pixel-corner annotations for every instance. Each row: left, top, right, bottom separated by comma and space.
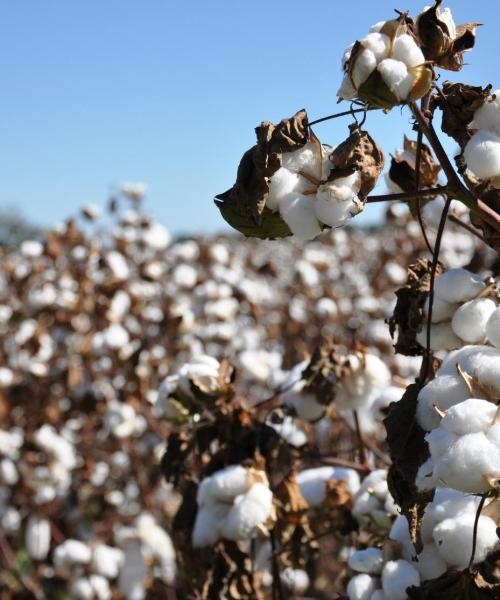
70, 578, 94, 600
281, 142, 321, 177
473, 91, 500, 136
440, 398, 497, 435
414, 544, 447, 581
389, 516, 414, 562
433, 432, 500, 492
220, 483, 273, 541
381, 560, 420, 600
391, 34, 425, 68
192, 502, 230, 547
377, 59, 415, 101
433, 513, 499, 569
416, 321, 462, 352
423, 296, 456, 324
197, 465, 249, 505
89, 575, 111, 600
464, 130, 500, 181
91, 545, 124, 579
342, 42, 356, 68
280, 193, 322, 241
335, 353, 391, 411
338, 74, 357, 100
25, 516, 51, 560
348, 548, 384, 575
267, 168, 304, 212
486, 308, 500, 349
54, 540, 92, 569
451, 298, 496, 343
266, 415, 307, 447
361, 33, 391, 62
297, 466, 360, 506
104, 323, 129, 350
280, 362, 326, 421
415, 457, 435, 492
347, 573, 378, 600
281, 568, 310, 592
315, 173, 361, 227
488, 423, 500, 446
425, 428, 459, 459
434, 269, 485, 304
352, 49, 377, 88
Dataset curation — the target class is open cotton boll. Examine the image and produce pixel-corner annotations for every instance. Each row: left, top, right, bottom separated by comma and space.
486, 308, 500, 349
433, 432, 500, 493
473, 91, 500, 136
297, 466, 360, 506
197, 464, 249, 505
474, 353, 500, 393
91, 545, 124, 579
220, 483, 273, 541
377, 59, 415, 101
25, 516, 51, 561
335, 354, 391, 411
348, 548, 384, 575
433, 512, 499, 569
280, 361, 326, 422
434, 269, 485, 304
266, 415, 307, 447
338, 74, 357, 100
192, 502, 230, 548
391, 34, 425, 68
54, 540, 92, 569
414, 544, 447, 582
281, 568, 310, 592
440, 398, 497, 436
382, 560, 420, 600
438, 345, 498, 379
389, 516, 414, 562
425, 427, 459, 460
352, 49, 378, 88
342, 42, 356, 68
267, 168, 304, 212
423, 296, 456, 324
361, 32, 391, 62
281, 142, 321, 178
451, 298, 496, 343
315, 173, 361, 227
416, 321, 462, 351
347, 573, 378, 600
280, 193, 322, 241
464, 130, 500, 181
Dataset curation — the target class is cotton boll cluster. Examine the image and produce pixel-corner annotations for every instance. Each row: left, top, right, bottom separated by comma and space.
416, 268, 498, 351
266, 141, 364, 240
465, 90, 500, 187
192, 465, 274, 547
296, 466, 360, 507
339, 18, 432, 108
420, 398, 500, 493
416, 343, 500, 431
352, 470, 399, 533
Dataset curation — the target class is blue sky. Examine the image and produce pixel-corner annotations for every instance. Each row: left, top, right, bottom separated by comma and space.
0, 0, 497, 236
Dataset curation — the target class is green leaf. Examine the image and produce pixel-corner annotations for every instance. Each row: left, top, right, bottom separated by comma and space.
358, 69, 400, 110
214, 199, 292, 239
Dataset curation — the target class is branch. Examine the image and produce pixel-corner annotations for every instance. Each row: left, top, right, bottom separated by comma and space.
365, 187, 446, 203
308, 107, 376, 127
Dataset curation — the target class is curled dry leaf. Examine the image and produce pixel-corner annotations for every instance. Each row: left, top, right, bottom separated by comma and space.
388, 136, 441, 194
215, 110, 309, 238
416, 0, 479, 71
300, 339, 348, 407
328, 125, 385, 198
431, 81, 492, 148
388, 259, 444, 356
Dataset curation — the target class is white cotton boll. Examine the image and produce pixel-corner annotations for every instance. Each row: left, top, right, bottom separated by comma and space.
135, 513, 176, 583
434, 269, 485, 304
192, 502, 230, 548
25, 516, 51, 560
486, 308, 500, 349
91, 545, 124, 579
434, 432, 500, 492
440, 398, 497, 435
377, 59, 414, 101
361, 33, 391, 62
360, 470, 387, 491
433, 513, 499, 568
370, 21, 386, 33
141, 222, 171, 250
281, 568, 310, 592
473, 91, 500, 136
338, 74, 357, 100
381, 560, 420, 600
281, 376, 326, 422
20, 239, 43, 258
348, 548, 384, 575
267, 415, 307, 447
106, 251, 129, 280
89, 575, 111, 600
423, 296, 456, 324
347, 573, 378, 600
2, 508, 21, 533
118, 540, 147, 600
220, 483, 273, 541
107, 291, 131, 322
70, 578, 94, 600
391, 34, 425, 67
315, 297, 338, 318
414, 544, 447, 581
488, 423, 500, 446
0, 457, 18, 485
451, 298, 496, 343
297, 467, 360, 506
336, 353, 391, 411
315, 173, 361, 227
279, 193, 322, 241
417, 369, 470, 431
416, 321, 462, 351
415, 457, 435, 492
0, 367, 14, 388
54, 540, 92, 568
104, 323, 129, 349
197, 465, 249, 505
172, 264, 198, 289
267, 168, 304, 211
474, 353, 500, 394
425, 428, 459, 459
389, 516, 414, 561
342, 42, 356, 68
464, 130, 500, 181
281, 142, 320, 177
352, 49, 377, 88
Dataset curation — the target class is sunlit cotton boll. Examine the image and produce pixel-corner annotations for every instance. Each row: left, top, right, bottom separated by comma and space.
296, 466, 360, 506
197, 464, 250, 505
381, 560, 420, 600
416, 373, 471, 431
391, 34, 425, 68
486, 307, 500, 349
220, 483, 273, 541
433, 268, 485, 304
280, 193, 322, 241
314, 173, 361, 227
91, 545, 124, 579
464, 130, 500, 183
25, 516, 51, 560
348, 547, 384, 575
335, 353, 391, 411
192, 502, 230, 548
416, 321, 462, 352
280, 361, 326, 422
351, 48, 378, 89
451, 298, 496, 343
280, 568, 310, 592
266, 168, 304, 212
377, 59, 415, 102
346, 573, 378, 600
472, 90, 500, 136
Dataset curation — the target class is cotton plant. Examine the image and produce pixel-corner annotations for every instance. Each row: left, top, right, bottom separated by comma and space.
192, 465, 275, 547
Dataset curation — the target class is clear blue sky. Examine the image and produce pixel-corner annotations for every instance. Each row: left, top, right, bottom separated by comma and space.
0, 1, 497, 236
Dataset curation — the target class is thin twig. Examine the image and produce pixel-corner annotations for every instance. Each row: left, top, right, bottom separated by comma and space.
353, 410, 367, 467
366, 187, 446, 203
449, 214, 487, 244
314, 455, 372, 474
308, 107, 376, 127
414, 122, 435, 256
468, 495, 487, 570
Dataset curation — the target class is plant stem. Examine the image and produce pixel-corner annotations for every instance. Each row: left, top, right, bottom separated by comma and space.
366, 187, 446, 203
353, 410, 368, 467
308, 107, 376, 127
468, 495, 487, 570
